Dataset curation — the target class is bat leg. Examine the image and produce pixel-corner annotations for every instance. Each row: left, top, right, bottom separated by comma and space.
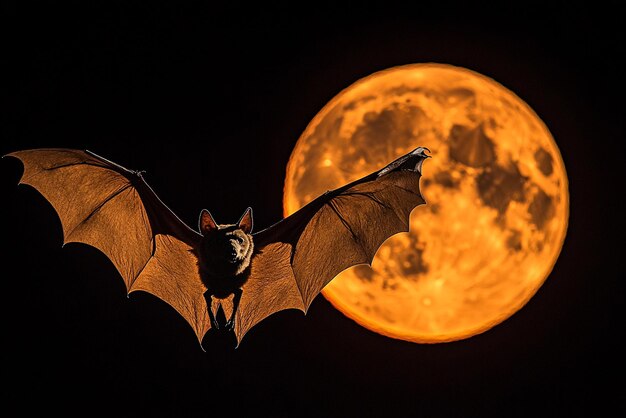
204, 291, 220, 330
225, 288, 242, 331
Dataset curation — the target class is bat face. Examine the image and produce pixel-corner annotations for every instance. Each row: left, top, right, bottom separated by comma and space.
197, 224, 254, 294
196, 209, 255, 295
204, 226, 253, 265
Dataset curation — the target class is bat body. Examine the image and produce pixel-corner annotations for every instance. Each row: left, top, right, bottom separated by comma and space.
7, 147, 430, 346
196, 209, 255, 330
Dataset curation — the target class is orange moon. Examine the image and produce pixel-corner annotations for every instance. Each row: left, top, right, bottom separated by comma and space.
283, 63, 569, 343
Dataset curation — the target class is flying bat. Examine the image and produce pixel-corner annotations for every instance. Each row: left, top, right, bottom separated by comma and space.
6, 147, 430, 346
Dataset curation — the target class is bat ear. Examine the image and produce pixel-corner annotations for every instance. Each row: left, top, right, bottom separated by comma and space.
199, 209, 218, 235
238, 207, 253, 234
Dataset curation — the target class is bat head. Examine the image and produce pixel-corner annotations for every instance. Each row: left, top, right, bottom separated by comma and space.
198, 208, 254, 275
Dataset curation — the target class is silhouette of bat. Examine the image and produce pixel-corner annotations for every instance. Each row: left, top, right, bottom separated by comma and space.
7, 147, 430, 346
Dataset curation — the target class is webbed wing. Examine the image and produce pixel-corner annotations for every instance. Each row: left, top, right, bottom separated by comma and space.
233, 147, 430, 343
7, 149, 211, 343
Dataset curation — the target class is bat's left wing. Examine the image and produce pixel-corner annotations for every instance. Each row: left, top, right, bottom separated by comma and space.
232, 147, 430, 343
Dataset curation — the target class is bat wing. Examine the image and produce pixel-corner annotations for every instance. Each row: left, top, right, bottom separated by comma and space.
7, 149, 211, 343
233, 146, 430, 343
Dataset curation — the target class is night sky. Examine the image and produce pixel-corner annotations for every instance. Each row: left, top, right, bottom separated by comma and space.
2, 2, 623, 416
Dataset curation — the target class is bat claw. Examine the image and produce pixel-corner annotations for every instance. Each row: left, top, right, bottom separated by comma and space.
414, 147, 431, 157
225, 319, 235, 331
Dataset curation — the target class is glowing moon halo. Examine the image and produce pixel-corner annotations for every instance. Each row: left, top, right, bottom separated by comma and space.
283, 63, 569, 343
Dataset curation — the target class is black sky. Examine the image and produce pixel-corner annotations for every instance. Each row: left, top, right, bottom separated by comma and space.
2, 2, 624, 416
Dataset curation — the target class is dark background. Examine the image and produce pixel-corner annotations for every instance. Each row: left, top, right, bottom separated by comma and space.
2, 2, 623, 416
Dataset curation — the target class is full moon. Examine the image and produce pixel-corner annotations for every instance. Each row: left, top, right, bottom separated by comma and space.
283, 63, 569, 343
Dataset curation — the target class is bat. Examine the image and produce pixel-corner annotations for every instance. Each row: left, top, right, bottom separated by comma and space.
6, 147, 430, 347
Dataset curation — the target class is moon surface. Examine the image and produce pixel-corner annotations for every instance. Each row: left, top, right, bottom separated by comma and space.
283, 63, 569, 343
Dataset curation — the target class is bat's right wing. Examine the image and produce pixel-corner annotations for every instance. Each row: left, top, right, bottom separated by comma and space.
233, 147, 430, 343
7, 149, 211, 344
